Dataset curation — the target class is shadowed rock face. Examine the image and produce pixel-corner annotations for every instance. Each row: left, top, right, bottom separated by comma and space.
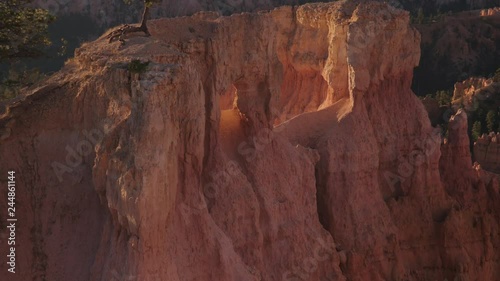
0, 1, 499, 281
413, 9, 500, 95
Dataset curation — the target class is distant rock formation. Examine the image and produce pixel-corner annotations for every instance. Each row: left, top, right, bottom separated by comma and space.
481, 6, 500, 16
475, 133, 500, 173
450, 76, 500, 174
452, 76, 498, 111
1, 2, 499, 281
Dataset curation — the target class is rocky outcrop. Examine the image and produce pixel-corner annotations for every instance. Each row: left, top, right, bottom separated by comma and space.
1, 1, 499, 281
451, 77, 498, 111
450, 77, 500, 174
475, 133, 500, 174
481, 6, 500, 16
438, 109, 500, 281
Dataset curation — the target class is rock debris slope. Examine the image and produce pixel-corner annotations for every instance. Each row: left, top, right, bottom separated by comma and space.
0, 1, 499, 281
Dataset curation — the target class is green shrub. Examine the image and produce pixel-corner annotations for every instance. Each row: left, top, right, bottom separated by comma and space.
127, 59, 149, 74
472, 121, 482, 141
0, 67, 46, 101
486, 110, 498, 133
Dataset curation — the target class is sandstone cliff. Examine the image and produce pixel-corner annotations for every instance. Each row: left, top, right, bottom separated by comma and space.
0, 1, 499, 281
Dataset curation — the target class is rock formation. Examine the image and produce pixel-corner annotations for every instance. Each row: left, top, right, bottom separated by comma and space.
451, 77, 498, 112
475, 133, 500, 173
28, 0, 500, 96
450, 76, 500, 174
481, 6, 500, 16
0, 1, 499, 281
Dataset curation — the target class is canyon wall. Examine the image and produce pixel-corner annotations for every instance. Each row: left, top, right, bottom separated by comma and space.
0, 1, 499, 281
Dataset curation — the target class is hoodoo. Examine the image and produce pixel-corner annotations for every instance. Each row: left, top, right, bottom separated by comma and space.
0, 1, 499, 281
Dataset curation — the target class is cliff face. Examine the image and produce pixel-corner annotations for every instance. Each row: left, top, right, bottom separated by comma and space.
1, 2, 499, 281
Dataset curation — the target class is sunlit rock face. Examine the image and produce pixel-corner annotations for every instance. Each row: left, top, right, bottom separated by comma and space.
1, 1, 499, 281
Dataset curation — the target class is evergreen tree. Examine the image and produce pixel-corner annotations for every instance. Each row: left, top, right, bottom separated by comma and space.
435, 90, 452, 107
0, 0, 54, 100
107, 0, 161, 43
472, 121, 482, 141
0, 0, 54, 61
486, 110, 497, 133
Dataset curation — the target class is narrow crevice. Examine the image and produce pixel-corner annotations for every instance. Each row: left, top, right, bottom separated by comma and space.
314, 152, 331, 233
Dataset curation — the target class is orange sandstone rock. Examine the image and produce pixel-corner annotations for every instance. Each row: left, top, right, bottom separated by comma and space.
0, 2, 499, 281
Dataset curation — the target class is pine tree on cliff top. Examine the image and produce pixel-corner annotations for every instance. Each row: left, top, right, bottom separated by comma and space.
0, 0, 54, 100
107, 0, 161, 43
486, 110, 497, 133
0, 0, 54, 61
472, 121, 482, 141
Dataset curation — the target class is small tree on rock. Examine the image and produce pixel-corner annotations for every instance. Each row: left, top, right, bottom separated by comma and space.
472, 121, 482, 141
107, 0, 160, 43
486, 110, 497, 133
0, 0, 55, 61
0, 0, 54, 101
